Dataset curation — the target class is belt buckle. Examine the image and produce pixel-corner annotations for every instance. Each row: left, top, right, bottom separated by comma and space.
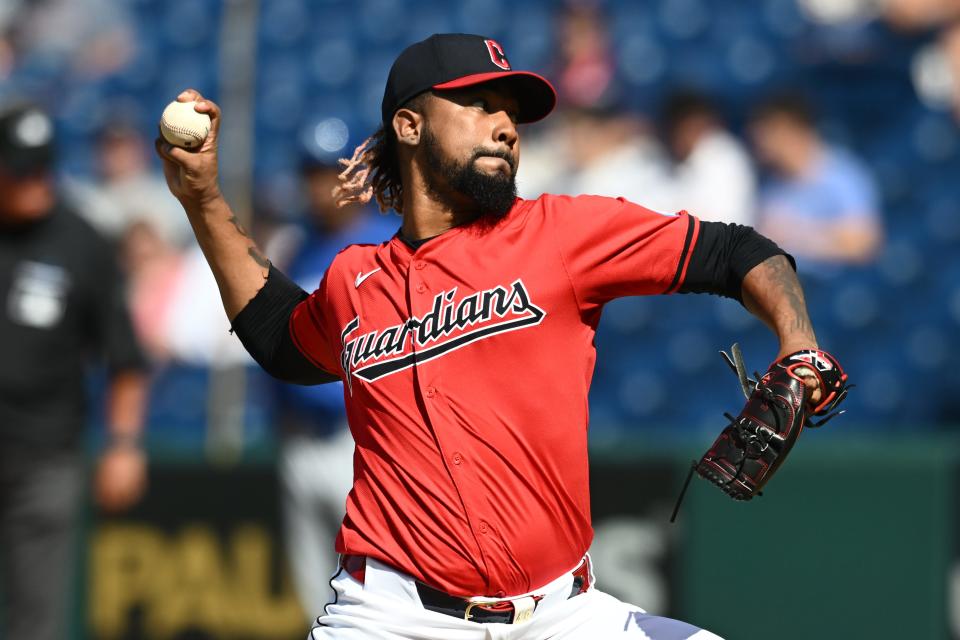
464, 595, 536, 624
464, 597, 500, 622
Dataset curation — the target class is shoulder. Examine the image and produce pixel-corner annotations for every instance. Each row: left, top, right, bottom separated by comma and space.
513, 194, 690, 249
323, 238, 390, 277
514, 193, 626, 220
522, 192, 682, 221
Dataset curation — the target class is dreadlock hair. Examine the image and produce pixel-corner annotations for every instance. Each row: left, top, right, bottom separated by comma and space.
333, 93, 429, 213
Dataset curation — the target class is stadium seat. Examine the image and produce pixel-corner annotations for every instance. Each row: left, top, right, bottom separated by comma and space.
22, 0, 955, 436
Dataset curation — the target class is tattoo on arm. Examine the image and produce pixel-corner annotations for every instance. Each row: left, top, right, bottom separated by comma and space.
766, 256, 812, 336
248, 247, 271, 270
228, 215, 250, 238
228, 214, 270, 272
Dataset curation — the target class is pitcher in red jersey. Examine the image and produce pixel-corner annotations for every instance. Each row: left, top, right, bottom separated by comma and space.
157, 33, 832, 640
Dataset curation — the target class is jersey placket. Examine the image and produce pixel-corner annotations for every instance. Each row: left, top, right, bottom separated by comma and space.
405, 249, 497, 590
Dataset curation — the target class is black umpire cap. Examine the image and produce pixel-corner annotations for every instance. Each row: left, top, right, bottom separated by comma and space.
0, 103, 55, 175
381, 33, 557, 127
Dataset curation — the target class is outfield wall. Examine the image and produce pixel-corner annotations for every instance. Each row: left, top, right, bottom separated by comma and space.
79, 436, 956, 640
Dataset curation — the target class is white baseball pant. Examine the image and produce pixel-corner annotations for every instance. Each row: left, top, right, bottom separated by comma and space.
309, 555, 725, 640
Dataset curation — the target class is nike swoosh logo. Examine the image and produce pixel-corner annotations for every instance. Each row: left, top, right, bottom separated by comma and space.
355, 268, 381, 288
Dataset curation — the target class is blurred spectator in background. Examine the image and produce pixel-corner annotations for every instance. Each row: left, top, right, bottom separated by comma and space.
0, 0, 134, 80
749, 93, 883, 271
60, 122, 222, 365
120, 219, 186, 362
561, 106, 669, 204
0, 102, 148, 640
518, 104, 671, 203
159, 241, 254, 366
884, 0, 960, 30
655, 90, 757, 225
264, 148, 396, 618
114, 216, 246, 368
520, 96, 754, 225
553, 1, 617, 110
0, 5, 15, 83
882, 0, 960, 122
518, 0, 628, 199
67, 123, 191, 250
513, 112, 575, 198
521, 72, 754, 223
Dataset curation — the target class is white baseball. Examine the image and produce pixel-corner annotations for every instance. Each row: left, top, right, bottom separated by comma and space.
159, 100, 211, 149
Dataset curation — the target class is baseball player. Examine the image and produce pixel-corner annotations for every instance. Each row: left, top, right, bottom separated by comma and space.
157, 33, 832, 640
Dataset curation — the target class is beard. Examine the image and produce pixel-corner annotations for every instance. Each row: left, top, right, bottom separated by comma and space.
420, 125, 518, 225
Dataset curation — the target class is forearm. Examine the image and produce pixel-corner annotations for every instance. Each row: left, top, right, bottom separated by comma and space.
99, 369, 149, 512
155, 91, 272, 321
741, 255, 818, 357
183, 193, 271, 320
106, 370, 148, 445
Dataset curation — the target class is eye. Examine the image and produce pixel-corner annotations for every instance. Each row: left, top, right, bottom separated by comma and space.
471, 98, 489, 111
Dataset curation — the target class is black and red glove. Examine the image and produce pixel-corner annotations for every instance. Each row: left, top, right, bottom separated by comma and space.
672, 345, 850, 520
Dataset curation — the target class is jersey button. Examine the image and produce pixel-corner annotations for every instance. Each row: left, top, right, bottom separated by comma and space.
452, 452, 462, 465
416, 283, 427, 293
425, 386, 436, 398
478, 521, 488, 534
414, 261, 427, 270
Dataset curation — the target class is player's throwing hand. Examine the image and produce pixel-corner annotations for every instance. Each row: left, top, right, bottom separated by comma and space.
154, 89, 270, 319
155, 89, 222, 207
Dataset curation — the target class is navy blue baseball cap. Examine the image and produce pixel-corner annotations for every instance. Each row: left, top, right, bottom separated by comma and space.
381, 34, 557, 127
0, 103, 54, 175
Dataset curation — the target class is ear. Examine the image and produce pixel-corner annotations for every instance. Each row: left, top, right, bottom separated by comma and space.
393, 108, 423, 147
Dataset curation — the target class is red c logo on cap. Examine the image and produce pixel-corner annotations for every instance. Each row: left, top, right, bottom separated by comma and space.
485, 39, 510, 70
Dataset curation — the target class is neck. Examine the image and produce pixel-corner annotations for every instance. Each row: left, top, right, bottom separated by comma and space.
399, 168, 478, 241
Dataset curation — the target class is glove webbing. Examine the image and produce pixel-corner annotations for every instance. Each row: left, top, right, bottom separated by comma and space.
668, 346, 785, 523
669, 345, 852, 523
669, 412, 772, 523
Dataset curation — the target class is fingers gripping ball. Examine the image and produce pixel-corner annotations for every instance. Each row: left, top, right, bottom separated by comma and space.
159, 100, 210, 149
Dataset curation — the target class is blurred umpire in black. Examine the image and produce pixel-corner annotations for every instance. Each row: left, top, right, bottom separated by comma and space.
0, 101, 149, 640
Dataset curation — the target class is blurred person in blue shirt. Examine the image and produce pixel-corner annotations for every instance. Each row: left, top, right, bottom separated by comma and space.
748, 93, 883, 272
265, 143, 396, 619
655, 89, 757, 226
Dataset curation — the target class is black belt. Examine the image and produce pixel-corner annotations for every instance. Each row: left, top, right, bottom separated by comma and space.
339, 555, 592, 624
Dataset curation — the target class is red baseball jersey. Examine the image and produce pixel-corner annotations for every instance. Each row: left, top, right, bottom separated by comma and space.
289, 193, 700, 597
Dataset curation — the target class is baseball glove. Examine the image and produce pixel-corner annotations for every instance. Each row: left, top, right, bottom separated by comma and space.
670, 344, 850, 522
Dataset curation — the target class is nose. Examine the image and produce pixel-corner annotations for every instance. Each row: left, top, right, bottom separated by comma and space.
492, 110, 518, 149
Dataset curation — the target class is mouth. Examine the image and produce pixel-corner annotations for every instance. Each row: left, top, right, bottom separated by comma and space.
474, 154, 514, 176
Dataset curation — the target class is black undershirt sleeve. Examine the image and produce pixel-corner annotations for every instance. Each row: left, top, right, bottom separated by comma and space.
231, 265, 341, 385
678, 221, 796, 303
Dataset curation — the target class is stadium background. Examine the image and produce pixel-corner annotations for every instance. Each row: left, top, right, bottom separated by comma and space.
1, 0, 959, 638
